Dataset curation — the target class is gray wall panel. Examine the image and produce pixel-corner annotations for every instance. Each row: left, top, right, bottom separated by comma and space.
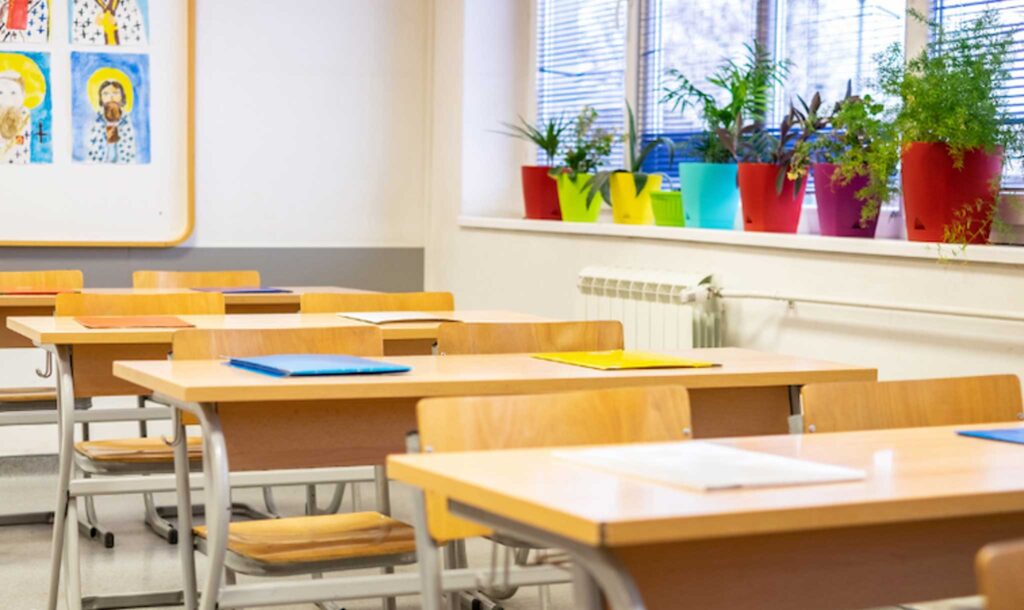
0, 248, 424, 291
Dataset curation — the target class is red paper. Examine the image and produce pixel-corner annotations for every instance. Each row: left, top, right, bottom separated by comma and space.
74, 316, 195, 329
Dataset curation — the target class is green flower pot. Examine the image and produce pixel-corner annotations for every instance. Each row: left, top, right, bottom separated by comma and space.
651, 191, 684, 227
556, 173, 601, 223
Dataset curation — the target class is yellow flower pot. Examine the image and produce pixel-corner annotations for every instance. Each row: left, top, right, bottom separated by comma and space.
610, 173, 662, 225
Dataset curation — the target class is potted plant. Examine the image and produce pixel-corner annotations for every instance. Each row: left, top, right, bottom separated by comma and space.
550, 106, 615, 223
807, 86, 899, 238
499, 114, 569, 220
876, 9, 1024, 244
650, 175, 684, 227
727, 95, 827, 233
661, 42, 788, 229
586, 102, 673, 225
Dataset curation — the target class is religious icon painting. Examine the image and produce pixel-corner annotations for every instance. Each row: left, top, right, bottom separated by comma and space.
1, 0, 49, 43
71, 51, 150, 164
70, 0, 148, 46
0, 51, 52, 164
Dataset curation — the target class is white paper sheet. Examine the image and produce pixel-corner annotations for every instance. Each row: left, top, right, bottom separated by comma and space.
339, 311, 461, 324
554, 442, 866, 492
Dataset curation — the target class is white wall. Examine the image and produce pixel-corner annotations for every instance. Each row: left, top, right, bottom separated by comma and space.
0, 0, 432, 457
188, 0, 429, 248
424, 1, 1024, 384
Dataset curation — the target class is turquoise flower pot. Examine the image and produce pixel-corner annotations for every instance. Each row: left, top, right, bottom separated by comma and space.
678, 163, 740, 229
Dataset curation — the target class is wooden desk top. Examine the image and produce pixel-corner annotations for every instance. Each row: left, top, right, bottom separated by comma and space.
388, 424, 1024, 547
112, 348, 875, 403
7, 310, 544, 346
0, 286, 369, 308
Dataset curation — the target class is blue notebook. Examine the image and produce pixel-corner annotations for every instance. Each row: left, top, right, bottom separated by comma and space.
192, 287, 293, 294
957, 428, 1024, 445
227, 354, 411, 377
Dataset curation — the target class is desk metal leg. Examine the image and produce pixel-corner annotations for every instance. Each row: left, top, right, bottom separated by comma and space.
375, 465, 397, 610
450, 501, 646, 610
65, 496, 83, 610
171, 409, 199, 610
47, 345, 74, 610
410, 488, 444, 610
198, 403, 230, 610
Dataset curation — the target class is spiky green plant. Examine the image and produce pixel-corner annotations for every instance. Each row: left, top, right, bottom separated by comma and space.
498, 114, 569, 165
585, 102, 674, 207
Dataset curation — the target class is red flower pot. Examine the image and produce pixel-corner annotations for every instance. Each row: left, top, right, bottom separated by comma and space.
813, 163, 877, 238
901, 142, 1003, 243
521, 165, 561, 220
738, 163, 807, 233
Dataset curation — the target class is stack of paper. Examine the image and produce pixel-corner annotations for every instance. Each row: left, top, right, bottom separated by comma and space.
340, 311, 461, 324
554, 442, 866, 491
75, 316, 194, 329
191, 287, 292, 294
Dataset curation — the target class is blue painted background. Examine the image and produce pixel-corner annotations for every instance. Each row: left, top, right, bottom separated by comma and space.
70, 51, 151, 164
1, 51, 53, 164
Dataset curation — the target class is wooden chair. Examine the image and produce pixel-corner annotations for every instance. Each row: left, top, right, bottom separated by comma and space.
56, 292, 226, 545
132, 270, 262, 289
977, 538, 1024, 610
411, 385, 692, 610
436, 320, 624, 355
300, 291, 454, 313
171, 326, 414, 609
800, 375, 1023, 434
0, 270, 84, 401
301, 291, 455, 355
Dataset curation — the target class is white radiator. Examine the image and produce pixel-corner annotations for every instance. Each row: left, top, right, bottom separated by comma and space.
575, 267, 724, 349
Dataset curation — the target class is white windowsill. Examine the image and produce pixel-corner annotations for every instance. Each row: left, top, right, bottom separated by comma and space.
458, 215, 1024, 266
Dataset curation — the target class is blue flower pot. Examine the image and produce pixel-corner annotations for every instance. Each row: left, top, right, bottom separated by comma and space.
678, 163, 740, 229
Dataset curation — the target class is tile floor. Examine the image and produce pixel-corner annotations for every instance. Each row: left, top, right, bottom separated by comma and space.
0, 467, 983, 610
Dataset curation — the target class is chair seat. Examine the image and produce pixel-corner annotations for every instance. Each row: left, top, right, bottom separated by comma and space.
194, 512, 416, 567
0, 386, 57, 403
75, 437, 203, 463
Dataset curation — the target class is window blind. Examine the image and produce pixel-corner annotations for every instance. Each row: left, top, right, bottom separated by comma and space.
932, 0, 1024, 187
537, 0, 627, 168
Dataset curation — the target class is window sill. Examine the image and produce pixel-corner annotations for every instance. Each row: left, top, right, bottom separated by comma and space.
458, 215, 1024, 267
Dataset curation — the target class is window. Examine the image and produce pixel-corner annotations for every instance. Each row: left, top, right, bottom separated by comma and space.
536, 0, 628, 167
638, 0, 905, 180
932, 0, 1024, 187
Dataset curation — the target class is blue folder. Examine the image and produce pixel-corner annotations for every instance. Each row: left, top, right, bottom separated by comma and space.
192, 287, 293, 294
957, 428, 1024, 445
227, 354, 411, 377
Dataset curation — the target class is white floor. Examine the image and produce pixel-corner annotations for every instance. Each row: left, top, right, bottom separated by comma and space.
0, 468, 983, 610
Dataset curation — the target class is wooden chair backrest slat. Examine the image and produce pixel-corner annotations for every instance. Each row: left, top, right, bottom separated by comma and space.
417, 385, 692, 542
801, 375, 1023, 433
437, 320, 623, 355
132, 270, 261, 289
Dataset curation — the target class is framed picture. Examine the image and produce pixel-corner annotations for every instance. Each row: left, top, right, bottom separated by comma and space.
0, 0, 193, 246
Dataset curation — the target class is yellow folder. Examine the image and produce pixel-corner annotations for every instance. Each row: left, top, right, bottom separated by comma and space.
532, 350, 717, 371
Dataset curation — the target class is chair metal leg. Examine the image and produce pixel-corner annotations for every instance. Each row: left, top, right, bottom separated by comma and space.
261, 486, 280, 517
305, 484, 318, 516
197, 403, 230, 610
81, 473, 114, 548
324, 483, 346, 514
64, 496, 83, 610
144, 490, 177, 544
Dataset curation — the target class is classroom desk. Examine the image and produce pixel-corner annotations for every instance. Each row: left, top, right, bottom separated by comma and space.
389, 424, 1024, 610
111, 349, 874, 610
0, 286, 369, 347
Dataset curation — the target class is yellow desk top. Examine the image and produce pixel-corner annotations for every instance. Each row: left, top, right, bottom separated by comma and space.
388, 423, 1024, 547
7, 310, 545, 346
0, 286, 370, 308
112, 348, 875, 403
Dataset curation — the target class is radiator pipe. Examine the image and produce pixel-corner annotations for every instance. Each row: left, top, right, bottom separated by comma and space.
712, 288, 1024, 324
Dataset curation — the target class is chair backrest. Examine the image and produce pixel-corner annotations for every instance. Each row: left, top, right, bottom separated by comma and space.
300, 291, 454, 313
801, 375, 1023, 433
437, 320, 623, 355
55, 292, 226, 316
977, 538, 1024, 610
0, 270, 83, 291
132, 270, 262, 289
417, 385, 692, 542
172, 326, 384, 360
